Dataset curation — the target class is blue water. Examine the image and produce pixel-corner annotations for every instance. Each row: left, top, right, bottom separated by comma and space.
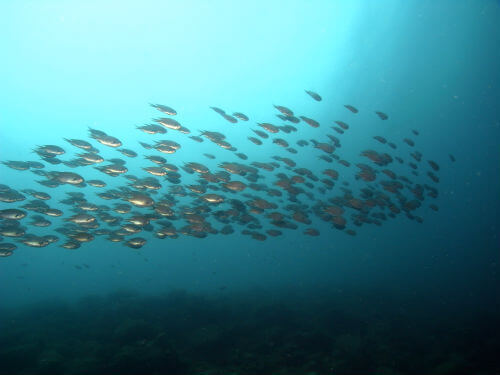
0, 1, 499, 374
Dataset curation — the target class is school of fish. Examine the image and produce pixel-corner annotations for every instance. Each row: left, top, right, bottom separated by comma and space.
0, 90, 455, 256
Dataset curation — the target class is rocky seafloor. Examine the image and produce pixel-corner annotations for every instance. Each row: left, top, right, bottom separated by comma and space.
0, 287, 498, 375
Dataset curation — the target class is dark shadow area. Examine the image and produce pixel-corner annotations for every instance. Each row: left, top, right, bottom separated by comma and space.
0, 286, 498, 375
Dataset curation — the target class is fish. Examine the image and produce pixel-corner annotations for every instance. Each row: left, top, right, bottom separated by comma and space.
77, 153, 104, 164
258, 123, 280, 134
21, 235, 50, 248
0, 209, 27, 220
189, 136, 204, 143
150, 103, 177, 116
305, 90, 322, 101
233, 112, 249, 121
404, 138, 415, 147
125, 237, 147, 249
297, 140, 309, 147
344, 105, 359, 114
64, 138, 93, 150
274, 105, 294, 116
0, 243, 17, 251
49, 172, 85, 185
223, 181, 247, 192
2, 161, 30, 171
35, 145, 66, 157
136, 124, 167, 134
0, 88, 452, 253
373, 136, 387, 144
222, 114, 238, 123
335, 121, 349, 130
118, 149, 138, 158
273, 138, 289, 148
300, 116, 320, 128
304, 228, 320, 236
375, 111, 388, 120
155, 117, 182, 130
126, 193, 154, 207
428, 160, 440, 171
201, 194, 225, 204
210, 106, 226, 115
248, 137, 262, 145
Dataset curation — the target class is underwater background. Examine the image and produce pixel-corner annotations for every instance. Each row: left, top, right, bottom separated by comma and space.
0, 1, 499, 374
